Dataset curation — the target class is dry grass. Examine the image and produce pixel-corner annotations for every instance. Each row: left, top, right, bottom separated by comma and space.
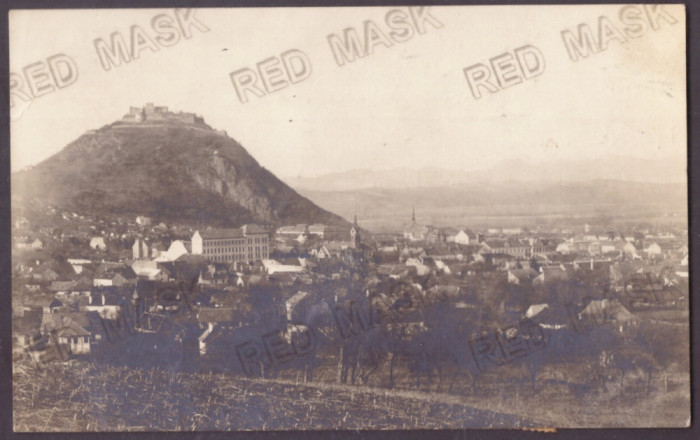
451, 368, 690, 428
13, 345, 689, 431
13, 357, 538, 431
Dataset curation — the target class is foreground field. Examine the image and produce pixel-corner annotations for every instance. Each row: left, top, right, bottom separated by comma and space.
13, 355, 689, 431
13, 358, 539, 431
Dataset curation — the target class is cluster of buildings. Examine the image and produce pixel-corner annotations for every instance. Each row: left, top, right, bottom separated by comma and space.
11, 204, 688, 369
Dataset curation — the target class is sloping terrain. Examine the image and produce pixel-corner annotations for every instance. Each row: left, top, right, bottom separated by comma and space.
12, 120, 348, 228
13, 359, 537, 431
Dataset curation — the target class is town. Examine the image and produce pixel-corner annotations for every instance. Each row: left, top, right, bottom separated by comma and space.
12, 197, 688, 391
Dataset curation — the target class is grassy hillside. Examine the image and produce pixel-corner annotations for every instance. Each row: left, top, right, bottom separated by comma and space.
13, 358, 539, 431
12, 123, 349, 228
13, 331, 690, 432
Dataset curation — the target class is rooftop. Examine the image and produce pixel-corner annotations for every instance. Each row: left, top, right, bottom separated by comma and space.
195, 225, 267, 240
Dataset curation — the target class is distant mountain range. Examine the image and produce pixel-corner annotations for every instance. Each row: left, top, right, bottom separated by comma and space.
12, 108, 686, 233
12, 108, 349, 228
288, 180, 687, 232
284, 156, 686, 191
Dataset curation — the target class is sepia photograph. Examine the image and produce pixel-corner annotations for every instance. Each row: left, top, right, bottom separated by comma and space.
8, 4, 690, 431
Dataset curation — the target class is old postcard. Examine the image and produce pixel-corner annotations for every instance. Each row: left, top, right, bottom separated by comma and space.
10, 4, 689, 430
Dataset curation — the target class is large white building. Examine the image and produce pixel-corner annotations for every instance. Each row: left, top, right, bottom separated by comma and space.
192, 225, 269, 263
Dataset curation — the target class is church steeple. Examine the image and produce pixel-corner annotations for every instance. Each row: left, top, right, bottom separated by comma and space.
412, 205, 416, 223
350, 214, 360, 248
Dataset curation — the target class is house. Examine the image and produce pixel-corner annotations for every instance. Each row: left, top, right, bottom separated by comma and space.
453, 229, 477, 245
424, 229, 445, 244
46, 298, 65, 314
80, 291, 122, 319
14, 236, 31, 249
159, 240, 192, 261
93, 265, 137, 287
574, 259, 613, 273
480, 252, 514, 268
533, 265, 569, 286
601, 243, 617, 254
94, 273, 126, 287
50, 280, 77, 294
39, 310, 104, 355
150, 242, 167, 259
556, 241, 573, 254
400, 246, 427, 261
67, 258, 92, 274
523, 303, 568, 329
320, 216, 363, 251
405, 258, 431, 276
389, 265, 417, 280
480, 238, 532, 258
197, 307, 253, 356
135, 216, 152, 226
89, 237, 107, 250
576, 299, 639, 332
262, 259, 305, 275
277, 224, 308, 236
587, 242, 602, 257
308, 224, 327, 238
377, 243, 399, 253
36, 268, 60, 282
620, 241, 638, 257
528, 238, 560, 256
132, 260, 170, 282
269, 272, 299, 286
644, 242, 662, 257
404, 222, 432, 242
433, 259, 451, 274
198, 263, 230, 286
54, 326, 92, 354
508, 268, 538, 285
30, 238, 43, 250
310, 246, 332, 259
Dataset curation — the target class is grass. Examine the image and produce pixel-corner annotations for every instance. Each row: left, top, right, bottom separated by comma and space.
13, 352, 689, 431
13, 357, 538, 431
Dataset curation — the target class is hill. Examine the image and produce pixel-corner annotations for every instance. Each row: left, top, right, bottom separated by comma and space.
12, 109, 349, 228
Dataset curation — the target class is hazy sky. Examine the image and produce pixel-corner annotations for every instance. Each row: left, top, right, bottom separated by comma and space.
10, 5, 686, 178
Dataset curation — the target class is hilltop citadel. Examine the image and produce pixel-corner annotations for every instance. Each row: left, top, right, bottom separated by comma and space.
121, 103, 205, 125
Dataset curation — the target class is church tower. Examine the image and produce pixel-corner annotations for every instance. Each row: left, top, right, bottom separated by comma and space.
350, 214, 360, 248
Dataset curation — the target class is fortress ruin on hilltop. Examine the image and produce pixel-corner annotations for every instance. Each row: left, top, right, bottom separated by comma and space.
121, 103, 205, 125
